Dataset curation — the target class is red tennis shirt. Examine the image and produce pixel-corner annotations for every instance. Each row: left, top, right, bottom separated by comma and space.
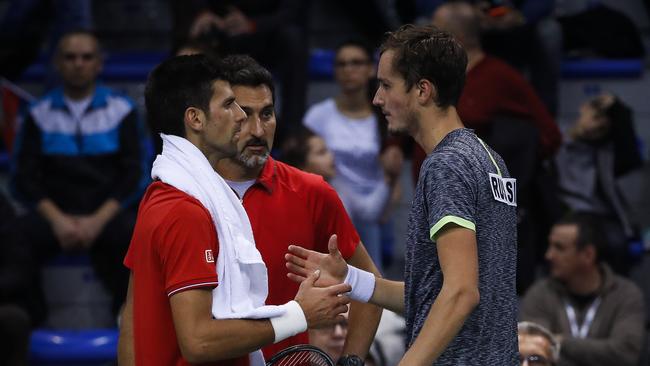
124, 182, 248, 366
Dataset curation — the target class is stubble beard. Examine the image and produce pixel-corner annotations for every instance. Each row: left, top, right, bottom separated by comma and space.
237, 151, 269, 169
388, 108, 419, 136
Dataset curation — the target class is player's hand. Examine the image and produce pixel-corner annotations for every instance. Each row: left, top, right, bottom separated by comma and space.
294, 270, 351, 329
286, 234, 348, 287
51, 213, 82, 251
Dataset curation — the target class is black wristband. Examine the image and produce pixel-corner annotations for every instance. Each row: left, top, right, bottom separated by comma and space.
337, 354, 364, 366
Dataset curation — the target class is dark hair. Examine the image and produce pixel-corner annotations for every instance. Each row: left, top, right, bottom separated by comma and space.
380, 24, 467, 108
221, 54, 276, 102
144, 54, 224, 138
334, 38, 375, 62
280, 127, 318, 169
555, 212, 609, 262
171, 38, 220, 59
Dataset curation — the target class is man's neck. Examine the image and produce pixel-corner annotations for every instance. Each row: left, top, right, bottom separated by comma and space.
212, 158, 262, 182
413, 105, 465, 154
567, 265, 603, 296
465, 47, 485, 72
64, 84, 95, 101
335, 91, 372, 117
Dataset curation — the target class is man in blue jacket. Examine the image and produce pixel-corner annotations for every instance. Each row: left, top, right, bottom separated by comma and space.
11, 30, 147, 322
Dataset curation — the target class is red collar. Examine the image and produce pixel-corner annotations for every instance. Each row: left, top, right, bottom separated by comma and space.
255, 156, 277, 193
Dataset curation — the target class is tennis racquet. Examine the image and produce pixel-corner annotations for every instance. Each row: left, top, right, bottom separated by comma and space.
265, 344, 335, 366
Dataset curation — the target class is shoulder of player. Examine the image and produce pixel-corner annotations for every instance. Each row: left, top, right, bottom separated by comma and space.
146, 182, 212, 224
273, 160, 336, 196
423, 143, 473, 173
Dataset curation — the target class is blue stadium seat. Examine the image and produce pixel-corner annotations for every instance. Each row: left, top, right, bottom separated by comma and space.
0, 151, 9, 171
30, 328, 118, 366
309, 48, 336, 81
561, 58, 644, 78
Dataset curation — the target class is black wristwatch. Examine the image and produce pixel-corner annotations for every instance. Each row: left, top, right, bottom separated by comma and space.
337, 355, 364, 366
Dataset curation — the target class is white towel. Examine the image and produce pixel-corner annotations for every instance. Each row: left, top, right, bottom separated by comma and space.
152, 134, 286, 365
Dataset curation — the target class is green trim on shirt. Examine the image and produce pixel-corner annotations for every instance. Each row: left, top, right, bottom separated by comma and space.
476, 137, 501, 176
430, 215, 476, 242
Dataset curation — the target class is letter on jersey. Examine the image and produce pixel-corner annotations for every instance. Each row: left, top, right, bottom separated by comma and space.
489, 173, 517, 207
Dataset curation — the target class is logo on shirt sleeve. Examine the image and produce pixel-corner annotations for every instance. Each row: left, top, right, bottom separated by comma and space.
488, 173, 517, 207
205, 249, 214, 263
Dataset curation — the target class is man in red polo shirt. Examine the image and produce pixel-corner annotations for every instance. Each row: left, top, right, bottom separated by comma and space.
214, 55, 382, 364
118, 55, 352, 366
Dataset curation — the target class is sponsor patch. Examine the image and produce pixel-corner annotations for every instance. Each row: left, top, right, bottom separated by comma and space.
488, 173, 517, 207
205, 249, 214, 263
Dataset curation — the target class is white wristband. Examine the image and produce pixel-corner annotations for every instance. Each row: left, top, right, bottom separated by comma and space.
269, 300, 308, 343
344, 264, 376, 303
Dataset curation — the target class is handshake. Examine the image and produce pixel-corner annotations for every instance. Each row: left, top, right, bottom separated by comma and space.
282, 235, 376, 337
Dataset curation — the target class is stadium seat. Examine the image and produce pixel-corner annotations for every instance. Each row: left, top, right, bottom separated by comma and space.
30, 328, 118, 366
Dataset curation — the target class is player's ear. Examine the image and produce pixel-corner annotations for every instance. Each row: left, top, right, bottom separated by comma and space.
416, 79, 436, 105
184, 107, 205, 132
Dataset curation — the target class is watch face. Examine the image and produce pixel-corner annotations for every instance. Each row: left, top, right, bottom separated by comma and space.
338, 355, 364, 366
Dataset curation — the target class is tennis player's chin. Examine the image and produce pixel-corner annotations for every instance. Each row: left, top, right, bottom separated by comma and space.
386, 119, 405, 134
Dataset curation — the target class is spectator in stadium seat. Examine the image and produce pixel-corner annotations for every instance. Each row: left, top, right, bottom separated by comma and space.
520, 213, 645, 366
10, 30, 147, 321
555, 94, 643, 274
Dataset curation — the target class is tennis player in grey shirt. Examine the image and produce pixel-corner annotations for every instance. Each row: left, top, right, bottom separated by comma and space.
286, 24, 518, 365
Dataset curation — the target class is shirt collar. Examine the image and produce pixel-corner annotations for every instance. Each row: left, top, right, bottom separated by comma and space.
255, 156, 277, 193
49, 85, 109, 110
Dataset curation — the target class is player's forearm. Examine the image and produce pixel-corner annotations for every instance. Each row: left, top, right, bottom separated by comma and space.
118, 276, 135, 365
401, 285, 479, 365
344, 301, 382, 357
117, 318, 134, 366
370, 278, 405, 315
181, 318, 275, 363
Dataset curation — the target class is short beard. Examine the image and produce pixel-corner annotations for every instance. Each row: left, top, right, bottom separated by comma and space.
388, 109, 419, 135
237, 151, 269, 168
405, 109, 419, 134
